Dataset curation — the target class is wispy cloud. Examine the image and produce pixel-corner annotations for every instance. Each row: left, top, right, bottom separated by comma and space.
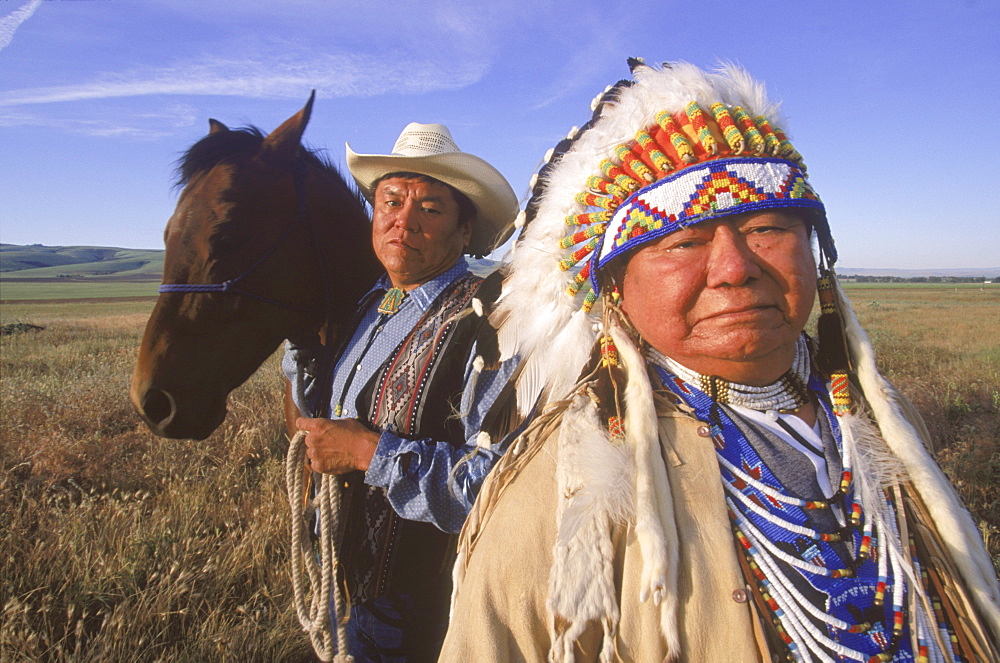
526, 15, 629, 112
0, 47, 489, 107
0, 104, 199, 139
0, 0, 43, 52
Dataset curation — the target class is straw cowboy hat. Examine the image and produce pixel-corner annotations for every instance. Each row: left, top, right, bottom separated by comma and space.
346, 122, 519, 257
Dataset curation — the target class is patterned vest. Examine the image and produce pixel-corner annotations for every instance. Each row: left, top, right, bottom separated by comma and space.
339, 271, 487, 606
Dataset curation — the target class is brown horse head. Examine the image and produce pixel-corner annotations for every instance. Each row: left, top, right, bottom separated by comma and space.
131, 94, 380, 439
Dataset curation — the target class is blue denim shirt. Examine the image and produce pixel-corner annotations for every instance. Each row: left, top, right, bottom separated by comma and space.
282, 258, 518, 533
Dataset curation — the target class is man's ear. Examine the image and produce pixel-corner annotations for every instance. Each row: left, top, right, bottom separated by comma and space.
461, 215, 475, 249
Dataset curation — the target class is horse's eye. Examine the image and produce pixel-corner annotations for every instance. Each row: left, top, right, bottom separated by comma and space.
211, 232, 246, 255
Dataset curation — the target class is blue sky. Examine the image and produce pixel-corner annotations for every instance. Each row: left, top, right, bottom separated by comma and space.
1, 0, 998, 270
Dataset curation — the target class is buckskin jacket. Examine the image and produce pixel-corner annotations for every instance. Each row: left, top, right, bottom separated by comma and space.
439, 362, 1000, 662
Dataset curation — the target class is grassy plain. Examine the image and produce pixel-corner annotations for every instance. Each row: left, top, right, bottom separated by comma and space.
0, 281, 159, 301
1, 284, 998, 660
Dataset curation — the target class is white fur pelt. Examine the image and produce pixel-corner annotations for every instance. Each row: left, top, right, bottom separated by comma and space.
494, 62, 786, 416
609, 319, 680, 657
548, 390, 634, 661
834, 278, 1000, 638
546, 318, 680, 661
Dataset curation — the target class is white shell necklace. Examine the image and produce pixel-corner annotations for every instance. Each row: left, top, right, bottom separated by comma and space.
646, 335, 811, 413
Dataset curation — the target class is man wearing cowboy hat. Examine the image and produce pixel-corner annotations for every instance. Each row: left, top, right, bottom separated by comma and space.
282, 122, 519, 660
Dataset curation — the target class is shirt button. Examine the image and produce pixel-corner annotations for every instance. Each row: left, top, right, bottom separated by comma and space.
696, 425, 711, 438
732, 588, 748, 604
356, 363, 363, 371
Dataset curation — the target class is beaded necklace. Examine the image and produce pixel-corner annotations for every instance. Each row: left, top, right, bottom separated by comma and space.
646, 343, 957, 663
647, 335, 811, 413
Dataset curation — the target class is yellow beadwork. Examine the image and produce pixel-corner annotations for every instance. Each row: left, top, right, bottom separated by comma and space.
635, 129, 672, 173
685, 101, 718, 155
831, 372, 852, 417
600, 159, 641, 192
710, 102, 744, 153
575, 191, 617, 211
566, 263, 592, 296
773, 128, 804, 166
731, 106, 765, 155
556, 97, 810, 316
565, 210, 611, 226
558, 236, 602, 271
559, 223, 608, 249
587, 175, 627, 200
817, 276, 838, 314
607, 415, 625, 441
600, 335, 619, 367
754, 115, 782, 154
656, 111, 696, 163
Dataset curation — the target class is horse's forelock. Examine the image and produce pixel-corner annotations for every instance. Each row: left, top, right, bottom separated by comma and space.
175, 126, 264, 189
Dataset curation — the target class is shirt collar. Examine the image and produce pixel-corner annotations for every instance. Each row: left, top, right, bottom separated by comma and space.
369, 257, 469, 313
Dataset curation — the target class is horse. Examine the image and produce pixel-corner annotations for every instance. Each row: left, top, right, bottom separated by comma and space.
131, 93, 381, 440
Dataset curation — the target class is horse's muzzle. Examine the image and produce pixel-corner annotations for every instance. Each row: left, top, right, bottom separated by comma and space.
131, 384, 225, 440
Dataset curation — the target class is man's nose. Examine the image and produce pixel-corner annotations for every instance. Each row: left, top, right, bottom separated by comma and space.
706, 226, 762, 287
390, 202, 419, 231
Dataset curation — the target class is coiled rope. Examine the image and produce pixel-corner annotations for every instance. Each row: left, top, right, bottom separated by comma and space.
286, 430, 353, 662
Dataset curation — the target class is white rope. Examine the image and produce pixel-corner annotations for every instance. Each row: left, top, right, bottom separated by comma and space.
286, 430, 353, 662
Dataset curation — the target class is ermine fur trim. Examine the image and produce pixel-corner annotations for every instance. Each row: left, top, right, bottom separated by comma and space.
609, 319, 680, 658
476, 431, 492, 449
835, 279, 1000, 637
548, 392, 634, 661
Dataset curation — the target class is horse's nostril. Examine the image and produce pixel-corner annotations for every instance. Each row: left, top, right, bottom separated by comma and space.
142, 388, 176, 427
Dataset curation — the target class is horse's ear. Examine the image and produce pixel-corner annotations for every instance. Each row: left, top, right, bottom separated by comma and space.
208, 119, 229, 134
262, 90, 315, 162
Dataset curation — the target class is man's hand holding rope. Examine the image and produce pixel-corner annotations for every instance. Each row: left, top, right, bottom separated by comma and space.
296, 417, 379, 474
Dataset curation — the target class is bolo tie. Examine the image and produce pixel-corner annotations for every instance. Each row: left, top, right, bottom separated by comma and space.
332, 287, 407, 417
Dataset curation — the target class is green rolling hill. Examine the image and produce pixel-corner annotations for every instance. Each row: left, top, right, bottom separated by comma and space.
1, 244, 164, 301
1, 244, 164, 278
0, 244, 500, 301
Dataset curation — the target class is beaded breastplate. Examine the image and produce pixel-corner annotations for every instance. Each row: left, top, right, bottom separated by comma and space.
649, 348, 961, 663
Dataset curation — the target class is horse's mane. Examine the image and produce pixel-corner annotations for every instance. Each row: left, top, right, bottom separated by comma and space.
174, 126, 367, 210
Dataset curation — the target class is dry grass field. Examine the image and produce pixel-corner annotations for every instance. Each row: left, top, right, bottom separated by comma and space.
2, 285, 998, 661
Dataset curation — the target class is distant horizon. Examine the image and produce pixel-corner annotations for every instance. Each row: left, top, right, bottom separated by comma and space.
2, 241, 998, 277
2, 1, 998, 271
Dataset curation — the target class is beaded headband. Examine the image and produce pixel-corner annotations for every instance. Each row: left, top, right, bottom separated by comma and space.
555, 90, 831, 312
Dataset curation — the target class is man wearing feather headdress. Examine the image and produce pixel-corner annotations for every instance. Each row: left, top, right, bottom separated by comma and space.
440, 60, 999, 662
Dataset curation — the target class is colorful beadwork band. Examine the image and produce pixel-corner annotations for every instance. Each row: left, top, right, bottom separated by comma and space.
590, 157, 824, 288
